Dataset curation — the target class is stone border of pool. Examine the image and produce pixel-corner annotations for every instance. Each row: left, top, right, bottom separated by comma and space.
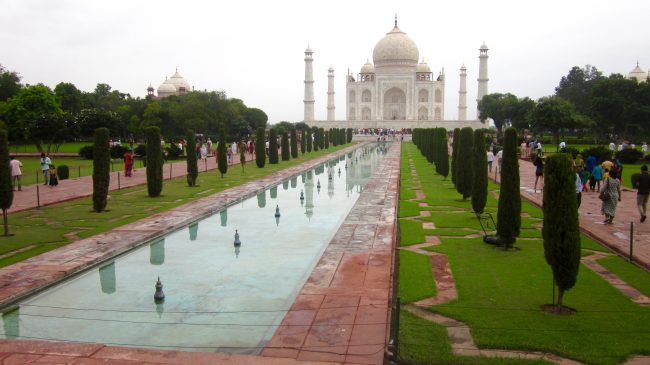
0, 141, 400, 365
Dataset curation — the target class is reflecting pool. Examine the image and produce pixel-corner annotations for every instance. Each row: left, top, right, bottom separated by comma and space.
1, 143, 389, 353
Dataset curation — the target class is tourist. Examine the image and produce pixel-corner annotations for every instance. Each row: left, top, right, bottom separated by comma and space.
642, 142, 648, 155
536, 141, 543, 156
602, 159, 614, 174
227, 146, 233, 164
520, 140, 528, 159
533, 155, 543, 193
207, 138, 212, 154
600, 170, 621, 224
496, 148, 503, 177
609, 141, 616, 152
48, 164, 59, 188
591, 164, 603, 192
9, 156, 22, 191
200, 143, 207, 160
124, 149, 134, 177
635, 165, 650, 222
559, 141, 566, 150
486, 149, 494, 173
586, 154, 597, 174
40, 153, 51, 185
580, 166, 590, 192
576, 171, 583, 208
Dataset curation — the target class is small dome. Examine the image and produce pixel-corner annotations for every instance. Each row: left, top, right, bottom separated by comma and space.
480, 42, 489, 50
628, 62, 647, 82
360, 60, 375, 74
169, 70, 191, 92
157, 78, 176, 94
417, 60, 431, 73
372, 25, 419, 68
460, 63, 467, 70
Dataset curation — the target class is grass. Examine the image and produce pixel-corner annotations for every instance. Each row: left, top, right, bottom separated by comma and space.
0, 144, 353, 268
398, 142, 650, 365
598, 255, 650, 297
9, 141, 91, 154
399, 219, 424, 246
399, 250, 437, 304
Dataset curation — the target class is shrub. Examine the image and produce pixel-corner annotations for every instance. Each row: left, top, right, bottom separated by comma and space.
542, 153, 581, 310
496, 128, 521, 248
217, 129, 227, 177
561, 147, 580, 159
281, 132, 290, 161
471, 129, 487, 214
291, 128, 299, 158
0, 130, 13, 236
255, 127, 266, 168
58, 165, 70, 180
145, 126, 163, 197
269, 128, 279, 164
134, 144, 147, 157
78, 145, 94, 159
110, 144, 128, 159
92, 128, 110, 212
580, 146, 611, 164
186, 130, 198, 186
165, 143, 182, 160
616, 148, 644, 164
455, 127, 474, 200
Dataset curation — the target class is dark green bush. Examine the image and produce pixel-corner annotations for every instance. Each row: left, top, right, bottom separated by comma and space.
165, 143, 182, 160
561, 147, 580, 159
616, 148, 644, 164
455, 127, 474, 200
471, 129, 487, 213
451, 128, 461, 187
580, 146, 612, 164
291, 128, 299, 158
281, 132, 290, 161
0, 130, 12, 236
145, 126, 163, 197
217, 129, 227, 177
110, 145, 128, 159
92, 128, 110, 212
269, 128, 279, 164
496, 128, 521, 248
255, 127, 266, 168
78, 145, 94, 159
134, 144, 147, 157
347, 128, 352, 143
186, 130, 198, 186
58, 165, 70, 180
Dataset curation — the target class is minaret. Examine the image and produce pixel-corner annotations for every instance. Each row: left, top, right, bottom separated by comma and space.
327, 66, 335, 121
458, 64, 467, 121
476, 42, 489, 115
303, 46, 315, 122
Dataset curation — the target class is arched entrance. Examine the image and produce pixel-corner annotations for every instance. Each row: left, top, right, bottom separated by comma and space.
383, 87, 406, 120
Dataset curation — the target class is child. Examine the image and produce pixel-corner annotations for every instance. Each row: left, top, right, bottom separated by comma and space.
580, 167, 590, 192
48, 164, 58, 187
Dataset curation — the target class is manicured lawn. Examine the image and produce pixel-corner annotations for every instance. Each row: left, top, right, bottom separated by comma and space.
598, 255, 650, 297
399, 250, 437, 304
0, 144, 352, 268
398, 142, 650, 365
399, 218, 424, 246
9, 141, 92, 154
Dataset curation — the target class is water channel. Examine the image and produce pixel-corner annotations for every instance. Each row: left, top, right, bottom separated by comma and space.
1, 143, 389, 354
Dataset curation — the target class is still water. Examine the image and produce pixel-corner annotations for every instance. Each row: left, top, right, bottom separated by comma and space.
1, 143, 389, 353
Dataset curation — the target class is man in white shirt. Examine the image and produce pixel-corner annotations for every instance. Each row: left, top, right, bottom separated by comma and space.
642, 142, 648, 154
40, 153, 51, 185
486, 150, 495, 173
559, 141, 566, 150
496, 149, 504, 176
10, 156, 23, 191
609, 142, 616, 152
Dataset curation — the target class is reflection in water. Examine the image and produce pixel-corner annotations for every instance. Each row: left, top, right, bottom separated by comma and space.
301, 173, 305, 184
315, 164, 324, 175
282, 181, 289, 190
149, 239, 165, 265
2, 310, 19, 338
257, 191, 266, 208
234, 245, 240, 258
290, 176, 297, 189
189, 222, 199, 240
305, 172, 315, 220
220, 209, 228, 227
99, 262, 116, 294
275, 215, 280, 226
270, 186, 278, 199
155, 302, 164, 318
328, 175, 334, 199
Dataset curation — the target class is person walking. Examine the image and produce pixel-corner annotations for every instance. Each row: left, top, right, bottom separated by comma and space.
486, 149, 494, 173
123, 149, 134, 177
48, 164, 59, 187
600, 170, 622, 224
40, 153, 51, 185
533, 155, 544, 193
576, 171, 583, 208
9, 156, 22, 191
635, 165, 650, 222
591, 164, 603, 192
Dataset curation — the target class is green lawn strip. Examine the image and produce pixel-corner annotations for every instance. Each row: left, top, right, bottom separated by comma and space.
9, 141, 92, 154
400, 201, 425, 218
580, 234, 610, 252
428, 237, 650, 365
399, 250, 437, 304
398, 309, 553, 365
0, 145, 353, 268
429, 228, 480, 237
598, 255, 650, 297
399, 219, 425, 246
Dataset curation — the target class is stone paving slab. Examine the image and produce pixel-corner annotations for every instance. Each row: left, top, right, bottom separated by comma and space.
261, 142, 400, 365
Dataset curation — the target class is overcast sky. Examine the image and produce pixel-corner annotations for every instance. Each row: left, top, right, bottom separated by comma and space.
1, 0, 649, 124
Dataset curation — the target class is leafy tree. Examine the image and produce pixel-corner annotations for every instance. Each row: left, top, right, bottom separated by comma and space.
496, 128, 521, 248
437, 128, 450, 178
510, 97, 536, 135
455, 127, 474, 200
145, 126, 163, 197
268, 128, 279, 164
542, 153, 581, 311
281, 132, 290, 161
451, 128, 461, 187
0, 65, 22, 102
0, 130, 13, 236
471, 129, 488, 214
54, 82, 83, 114
291, 128, 299, 158
244, 108, 268, 131
478, 93, 518, 138
532, 96, 585, 150
591, 74, 645, 139
76, 108, 121, 138
300, 128, 306, 154
306, 129, 313, 152
92, 128, 110, 212
217, 129, 227, 177
555, 65, 602, 116
3, 84, 63, 147
255, 127, 266, 168
186, 130, 198, 186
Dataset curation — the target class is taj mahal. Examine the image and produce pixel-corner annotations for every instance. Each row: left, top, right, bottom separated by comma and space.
307, 19, 487, 131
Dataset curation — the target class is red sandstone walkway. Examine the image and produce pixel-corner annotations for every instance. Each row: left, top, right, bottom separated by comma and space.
9, 153, 249, 213
493, 159, 650, 270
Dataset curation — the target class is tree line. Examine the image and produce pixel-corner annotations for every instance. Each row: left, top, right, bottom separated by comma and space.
478, 65, 650, 143
0, 64, 269, 152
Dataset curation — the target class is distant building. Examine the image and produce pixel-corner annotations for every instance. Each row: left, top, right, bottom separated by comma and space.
147, 69, 192, 99
627, 62, 649, 83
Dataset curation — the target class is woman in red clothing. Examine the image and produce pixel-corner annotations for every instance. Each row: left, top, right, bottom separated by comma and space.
124, 149, 134, 177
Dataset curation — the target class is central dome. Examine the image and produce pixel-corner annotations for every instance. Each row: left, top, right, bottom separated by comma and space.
372, 25, 419, 68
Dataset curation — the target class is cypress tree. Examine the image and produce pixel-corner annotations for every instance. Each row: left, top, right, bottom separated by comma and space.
496, 128, 521, 248
217, 129, 227, 177
239, 143, 246, 171
324, 130, 329, 149
542, 153, 581, 311
438, 129, 450, 178
313, 128, 319, 151
331, 128, 338, 147
456, 127, 474, 200
347, 128, 353, 143
306, 129, 313, 152
318, 128, 325, 149
281, 132, 290, 160
471, 129, 488, 214
291, 128, 299, 158
255, 127, 266, 168
300, 128, 306, 154
0, 130, 13, 236
186, 130, 198, 186
451, 128, 461, 187
269, 128, 279, 163
92, 127, 110, 212
145, 126, 163, 197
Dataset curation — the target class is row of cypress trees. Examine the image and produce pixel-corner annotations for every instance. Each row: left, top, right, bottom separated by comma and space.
412, 128, 449, 178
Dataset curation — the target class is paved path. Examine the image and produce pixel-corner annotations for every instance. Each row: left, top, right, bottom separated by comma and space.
9, 153, 251, 213
492, 159, 650, 271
